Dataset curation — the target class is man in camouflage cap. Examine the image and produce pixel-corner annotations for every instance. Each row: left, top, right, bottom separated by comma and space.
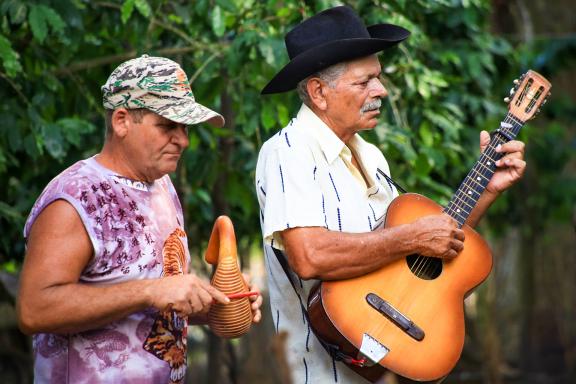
17, 55, 262, 384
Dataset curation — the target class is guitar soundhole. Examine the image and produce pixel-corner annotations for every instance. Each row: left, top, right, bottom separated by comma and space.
406, 254, 442, 280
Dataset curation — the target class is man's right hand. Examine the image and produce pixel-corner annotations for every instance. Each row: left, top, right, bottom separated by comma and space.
147, 274, 230, 318
407, 214, 465, 260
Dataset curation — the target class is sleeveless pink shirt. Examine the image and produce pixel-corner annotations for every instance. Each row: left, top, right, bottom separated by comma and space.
24, 156, 191, 384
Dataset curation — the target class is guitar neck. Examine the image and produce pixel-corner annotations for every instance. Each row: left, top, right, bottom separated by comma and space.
443, 113, 524, 227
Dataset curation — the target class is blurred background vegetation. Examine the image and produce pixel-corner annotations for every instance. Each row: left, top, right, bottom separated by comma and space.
0, 0, 574, 383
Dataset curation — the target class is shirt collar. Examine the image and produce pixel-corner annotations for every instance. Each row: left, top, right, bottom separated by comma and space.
295, 104, 371, 166
295, 104, 345, 164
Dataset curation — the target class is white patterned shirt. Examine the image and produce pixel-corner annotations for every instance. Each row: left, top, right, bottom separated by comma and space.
255, 104, 398, 383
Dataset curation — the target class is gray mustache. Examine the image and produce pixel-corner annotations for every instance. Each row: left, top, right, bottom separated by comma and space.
361, 99, 382, 113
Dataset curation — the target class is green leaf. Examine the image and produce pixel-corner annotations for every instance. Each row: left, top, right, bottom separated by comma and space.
211, 6, 225, 37
121, 0, 136, 24
423, 110, 461, 138
6, 1, 27, 25
0, 259, 19, 274
216, 0, 237, 12
28, 5, 48, 43
188, 131, 200, 150
42, 122, 65, 159
134, 0, 152, 18
417, 80, 431, 99
418, 122, 434, 147
421, 147, 446, 170
277, 104, 290, 127
277, 7, 291, 18
0, 201, 20, 221
43, 5, 65, 35
0, 146, 6, 173
57, 118, 96, 147
0, 34, 22, 77
414, 152, 432, 177
27, 4, 65, 43
260, 102, 275, 130
195, 189, 212, 204
23, 133, 42, 159
258, 41, 275, 66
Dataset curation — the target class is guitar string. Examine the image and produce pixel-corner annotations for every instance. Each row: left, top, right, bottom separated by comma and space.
411, 113, 520, 278
411, 131, 505, 277
444, 113, 520, 221
425, 113, 520, 275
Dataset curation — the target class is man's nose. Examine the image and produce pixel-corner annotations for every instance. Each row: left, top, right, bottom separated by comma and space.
173, 125, 190, 148
369, 78, 388, 98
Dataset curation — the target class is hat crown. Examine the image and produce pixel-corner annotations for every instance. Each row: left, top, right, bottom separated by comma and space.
261, 6, 410, 94
102, 56, 193, 101
286, 6, 370, 59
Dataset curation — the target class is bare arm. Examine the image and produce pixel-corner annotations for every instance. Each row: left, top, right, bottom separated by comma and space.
281, 214, 465, 281
17, 200, 229, 335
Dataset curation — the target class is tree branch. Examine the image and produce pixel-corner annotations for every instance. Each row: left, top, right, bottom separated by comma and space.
0, 71, 30, 106
53, 46, 200, 75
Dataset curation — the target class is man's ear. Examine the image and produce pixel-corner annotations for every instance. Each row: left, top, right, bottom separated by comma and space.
111, 108, 131, 138
307, 78, 328, 111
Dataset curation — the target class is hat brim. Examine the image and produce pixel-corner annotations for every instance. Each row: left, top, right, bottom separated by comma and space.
145, 97, 225, 127
261, 24, 410, 95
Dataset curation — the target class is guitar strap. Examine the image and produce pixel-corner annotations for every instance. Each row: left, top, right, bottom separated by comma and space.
376, 168, 407, 194
271, 246, 364, 367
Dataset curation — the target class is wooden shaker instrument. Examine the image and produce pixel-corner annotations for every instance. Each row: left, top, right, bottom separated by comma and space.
205, 215, 252, 338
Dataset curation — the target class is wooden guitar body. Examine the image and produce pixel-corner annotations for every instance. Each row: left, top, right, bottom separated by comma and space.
308, 193, 492, 381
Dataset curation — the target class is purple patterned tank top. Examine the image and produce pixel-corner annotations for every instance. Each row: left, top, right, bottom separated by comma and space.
24, 156, 191, 384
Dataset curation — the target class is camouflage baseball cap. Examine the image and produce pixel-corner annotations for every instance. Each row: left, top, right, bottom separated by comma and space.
101, 54, 224, 127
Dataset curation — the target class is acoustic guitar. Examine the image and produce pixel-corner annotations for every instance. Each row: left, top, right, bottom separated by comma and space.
307, 70, 551, 382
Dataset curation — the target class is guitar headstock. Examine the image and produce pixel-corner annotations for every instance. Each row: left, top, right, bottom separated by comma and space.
505, 70, 551, 122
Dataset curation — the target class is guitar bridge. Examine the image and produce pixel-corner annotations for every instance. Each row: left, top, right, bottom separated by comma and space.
359, 333, 389, 365
366, 293, 425, 341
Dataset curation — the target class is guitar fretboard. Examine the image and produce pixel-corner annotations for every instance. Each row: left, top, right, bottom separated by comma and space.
443, 113, 524, 227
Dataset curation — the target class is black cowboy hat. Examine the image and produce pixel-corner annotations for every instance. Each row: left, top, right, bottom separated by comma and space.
261, 6, 410, 95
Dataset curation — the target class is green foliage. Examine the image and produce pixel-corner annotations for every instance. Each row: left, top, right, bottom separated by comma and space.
0, 0, 573, 270
0, 33, 21, 76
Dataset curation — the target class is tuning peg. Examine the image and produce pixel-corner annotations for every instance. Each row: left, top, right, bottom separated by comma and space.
509, 87, 516, 95
542, 99, 548, 105
504, 97, 510, 103
513, 79, 519, 85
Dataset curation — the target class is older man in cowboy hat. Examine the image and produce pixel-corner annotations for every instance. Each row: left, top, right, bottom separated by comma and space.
17, 55, 262, 384
255, 6, 526, 383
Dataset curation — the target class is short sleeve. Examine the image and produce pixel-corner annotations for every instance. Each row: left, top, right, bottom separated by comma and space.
259, 144, 326, 247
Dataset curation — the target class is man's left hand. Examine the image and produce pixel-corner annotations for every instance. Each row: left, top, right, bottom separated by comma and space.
480, 130, 526, 195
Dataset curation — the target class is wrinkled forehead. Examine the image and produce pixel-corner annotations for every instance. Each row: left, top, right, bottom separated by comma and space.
343, 55, 382, 78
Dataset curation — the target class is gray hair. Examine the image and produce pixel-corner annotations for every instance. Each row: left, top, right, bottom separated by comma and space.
296, 62, 347, 105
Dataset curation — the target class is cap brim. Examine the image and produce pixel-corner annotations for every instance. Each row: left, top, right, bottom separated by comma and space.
261, 24, 410, 94
146, 97, 225, 127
